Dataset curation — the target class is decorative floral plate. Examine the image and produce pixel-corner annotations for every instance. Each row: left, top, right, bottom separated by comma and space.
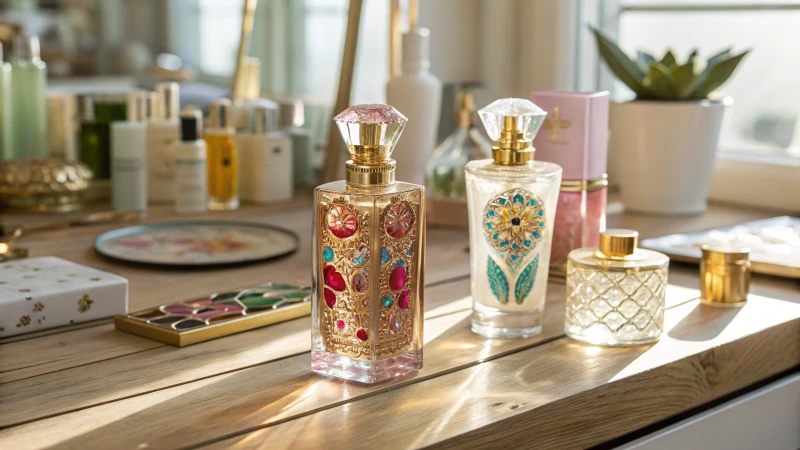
94, 221, 299, 268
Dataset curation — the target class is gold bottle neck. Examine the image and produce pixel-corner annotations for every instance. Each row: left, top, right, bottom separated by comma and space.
345, 144, 396, 186
492, 116, 536, 165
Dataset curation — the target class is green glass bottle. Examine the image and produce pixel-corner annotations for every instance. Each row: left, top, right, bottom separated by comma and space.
10, 35, 47, 159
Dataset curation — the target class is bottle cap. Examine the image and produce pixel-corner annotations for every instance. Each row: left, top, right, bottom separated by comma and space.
279, 98, 305, 128
700, 244, 750, 306
456, 92, 476, 128
334, 104, 407, 186
401, 28, 430, 69
77, 95, 95, 123
180, 108, 203, 141
208, 98, 233, 130
126, 92, 149, 122
153, 82, 180, 121
13, 35, 40, 61
252, 104, 280, 134
597, 229, 640, 259
479, 98, 546, 165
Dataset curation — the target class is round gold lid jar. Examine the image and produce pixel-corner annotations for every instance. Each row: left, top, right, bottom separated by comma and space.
0, 159, 94, 211
565, 229, 670, 347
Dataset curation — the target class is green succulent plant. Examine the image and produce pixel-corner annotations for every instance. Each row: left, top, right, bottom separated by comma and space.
590, 27, 748, 101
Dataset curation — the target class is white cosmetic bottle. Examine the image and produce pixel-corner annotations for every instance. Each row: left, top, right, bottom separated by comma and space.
147, 82, 180, 202
111, 92, 148, 213
386, 28, 443, 186
241, 104, 293, 203
174, 109, 208, 214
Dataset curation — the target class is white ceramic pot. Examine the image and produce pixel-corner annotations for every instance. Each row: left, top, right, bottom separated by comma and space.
609, 100, 728, 215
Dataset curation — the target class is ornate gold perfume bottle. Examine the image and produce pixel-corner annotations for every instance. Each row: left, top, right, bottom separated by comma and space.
311, 104, 425, 384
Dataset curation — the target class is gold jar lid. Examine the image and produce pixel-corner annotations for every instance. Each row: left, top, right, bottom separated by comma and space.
0, 159, 93, 211
595, 229, 645, 260
700, 244, 751, 306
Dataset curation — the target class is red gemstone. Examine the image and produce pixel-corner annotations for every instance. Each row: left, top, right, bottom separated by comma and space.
324, 265, 346, 291
326, 206, 358, 239
356, 328, 368, 341
389, 266, 407, 291
398, 290, 410, 309
336, 320, 345, 330
324, 288, 336, 308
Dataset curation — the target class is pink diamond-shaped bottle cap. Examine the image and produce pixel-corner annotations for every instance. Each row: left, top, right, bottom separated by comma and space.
334, 104, 407, 152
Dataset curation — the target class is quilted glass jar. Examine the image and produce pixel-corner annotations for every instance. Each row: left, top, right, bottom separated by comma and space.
565, 229, 669, 346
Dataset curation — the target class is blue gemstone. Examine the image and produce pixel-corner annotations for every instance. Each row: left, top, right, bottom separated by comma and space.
485, 223, 493, 230
323, 247, 334, 263
511, 254, 518, 261
498, 198, 507, 205
397, 260, 406, 267
487, 210, 495, 217
524, 239, 531, 247
354, 256, 366, 265
539, 221, 544, 227
538, 209, 544, 216
406, 248, 413, 256
499, 240, 508, 248
382, 296, 393, 308
512, 243, 520, 250
533, 231, 540, 238
381, 247, 390, 264
492, 233, 500, 240
513, 194, 524, 204
528, 199, 536, 206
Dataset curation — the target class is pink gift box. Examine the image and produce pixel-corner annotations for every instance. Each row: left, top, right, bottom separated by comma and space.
532, 91, 609, 181
532, 91, 610, 275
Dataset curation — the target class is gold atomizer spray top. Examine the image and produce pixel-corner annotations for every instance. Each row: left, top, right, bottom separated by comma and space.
334, 104, 408, 186
478, 98, 547, 166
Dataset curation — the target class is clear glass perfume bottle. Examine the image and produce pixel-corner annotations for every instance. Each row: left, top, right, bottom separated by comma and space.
465, 98, 562, 338
565, 229, 669, 346
311, 104, 425, 384
426, 92, 491, 199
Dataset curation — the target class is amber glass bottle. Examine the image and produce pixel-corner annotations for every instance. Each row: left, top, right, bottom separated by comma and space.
205, 98, 239, 211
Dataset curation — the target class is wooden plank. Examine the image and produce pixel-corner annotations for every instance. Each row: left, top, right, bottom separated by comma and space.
0, 278, 472, 428
0, 323, 161, 384
0, 273, 707, 448
201, 293, 800, 450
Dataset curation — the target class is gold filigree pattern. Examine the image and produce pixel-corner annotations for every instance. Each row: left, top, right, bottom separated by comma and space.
318, 197, 372, 359
377, 197, 419, 357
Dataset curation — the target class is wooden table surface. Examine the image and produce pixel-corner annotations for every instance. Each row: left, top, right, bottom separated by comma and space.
0, 194, 798, 450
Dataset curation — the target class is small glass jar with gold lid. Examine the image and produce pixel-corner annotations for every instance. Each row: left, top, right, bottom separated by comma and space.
565, 229, 669, 346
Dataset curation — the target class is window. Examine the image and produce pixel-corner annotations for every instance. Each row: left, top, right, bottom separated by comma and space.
599, 0, 800, 209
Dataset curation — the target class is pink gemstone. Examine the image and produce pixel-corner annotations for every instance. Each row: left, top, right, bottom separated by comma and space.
324, 265, 346, 292
336, 320, 345, 330
324, 288, 336, 308
384, 202, 415, 239
352, 272, 368, 293
398, 290, 410, 309
389, 266, 407, 291
356, 328, 368, 341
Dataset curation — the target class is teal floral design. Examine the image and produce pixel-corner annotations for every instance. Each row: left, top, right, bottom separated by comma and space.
484, 189, 545, 305
483, 189, 545, 271
487, 257, 510, 304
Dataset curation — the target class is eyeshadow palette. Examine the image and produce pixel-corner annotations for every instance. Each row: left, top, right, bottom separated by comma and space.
114, 282, 311, 346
